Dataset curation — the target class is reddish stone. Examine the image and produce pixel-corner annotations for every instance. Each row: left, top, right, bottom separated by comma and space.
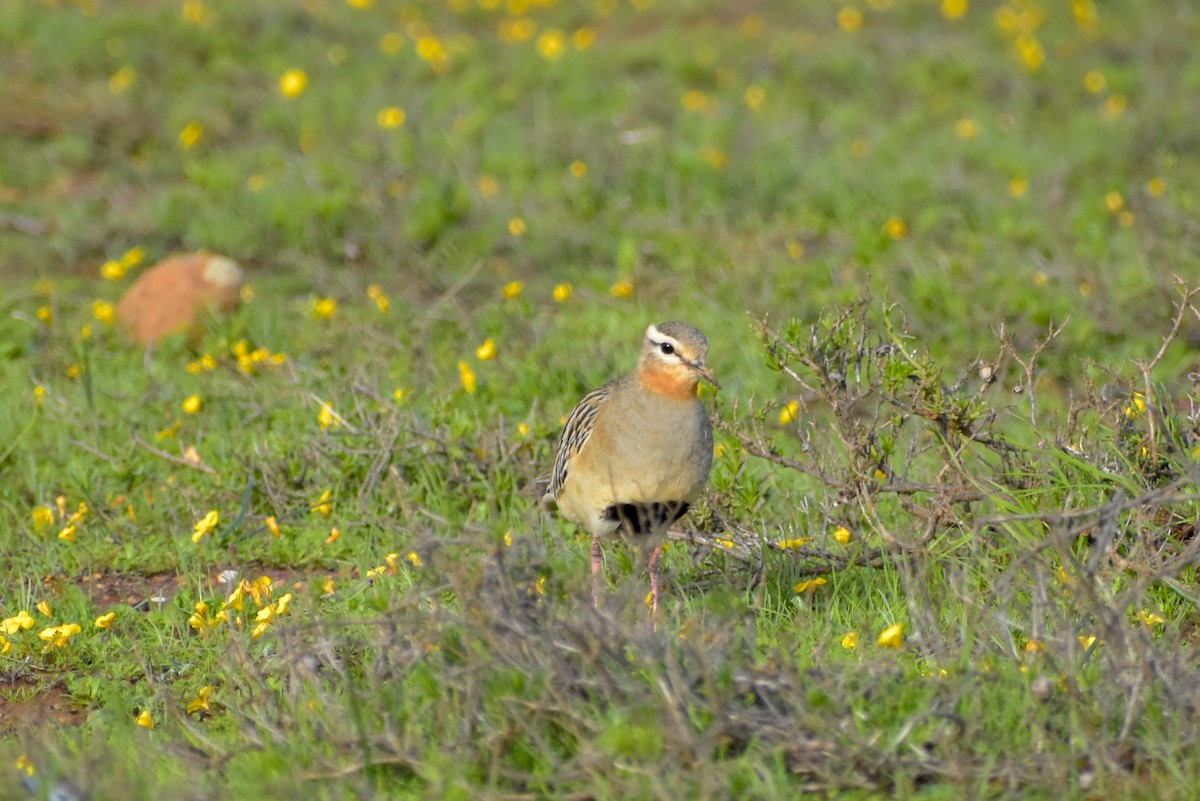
115, 253, 243, 344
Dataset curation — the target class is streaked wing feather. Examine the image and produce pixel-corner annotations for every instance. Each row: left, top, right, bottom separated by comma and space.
548, 382, 614, 500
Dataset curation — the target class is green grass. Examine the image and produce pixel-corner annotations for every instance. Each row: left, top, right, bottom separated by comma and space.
2, 0, 1200, 798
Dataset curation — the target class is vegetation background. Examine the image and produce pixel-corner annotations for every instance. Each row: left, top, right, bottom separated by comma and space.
1, 0, 1199, 798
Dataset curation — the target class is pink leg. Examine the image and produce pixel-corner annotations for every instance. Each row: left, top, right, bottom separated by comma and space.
648, 542, 663, 629
590, 537, 603, 608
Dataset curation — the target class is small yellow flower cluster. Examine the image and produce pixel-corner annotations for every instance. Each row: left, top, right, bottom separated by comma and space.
1123, 391, 1146, 419
189, 576, 292, 640
31, 495, 89, 542
367, 284, 390, 311
318, 402, 341, 432
100, 246, 145, 281
994, 2, 1045, 72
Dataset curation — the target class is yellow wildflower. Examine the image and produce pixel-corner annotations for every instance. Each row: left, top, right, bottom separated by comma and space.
57, 525, 77, 542
775, 537, 811, 550
476, 338, 497, 361
191, 510, 220, 543
186, 686, 214, 716
794, 577, 827, 594
318, 403, 340, 432
36, 600, 52, 617
94, 611, 117, 629
609, 278, 635, 298
38, 622, 82, 648
178, 121, 203, 149
571, 27, 596, 50
0, 636, 9, 655
744, 85, 766, 110
877, 623, 904, 648
459, 360, 477, 393
92, 300, 115, 324
569, 160, 588, 178
940, 0, 967, 20
406, 550, 422, 567
377, 107, 406, 128
313, 297, 337, 318
324, 527, 340, 544
779, 400, 800, 425
1, 611, 36, 634
832, 526, 852, 545
36, 305, 52, 325
33, 385, 46, 405
837, 6, 864, 32
1083, 70, 1105, 94
182, 394, 203, 415
32, 505, 54, 531
265, 516, 280, 537
279, 68, 308, 98
101, 260, 127, 281
502, 280, 524, 299
507, 217, 527, 237
314, 489, 333, 517
136, 710, 155, 729
552, 283, 573, 302
536, 29, 566, 61
841, 631, 859, 649
367, 284, 390, 311
109, 65, 136, 94
884, 217, 908, 240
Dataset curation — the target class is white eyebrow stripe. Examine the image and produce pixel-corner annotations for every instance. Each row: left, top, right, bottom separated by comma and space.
645, 324, 681, 348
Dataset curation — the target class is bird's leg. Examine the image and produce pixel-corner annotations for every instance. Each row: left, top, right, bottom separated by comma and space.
648, 542, 663, 631
590, 537, 603, 608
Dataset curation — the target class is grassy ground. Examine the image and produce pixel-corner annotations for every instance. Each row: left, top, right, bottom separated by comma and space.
2, 0, 1200, 798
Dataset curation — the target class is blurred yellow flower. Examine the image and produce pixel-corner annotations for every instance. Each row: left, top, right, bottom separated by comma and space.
178, 121, 204, 149
186, 686, 214, 716
33, 385, 46, 404
609, 278, 635, 298
324, 527, 340, 545
94, 611, 117, 629
314, 489, 333, 517
377, 106, 406, 128
571, 27, 596, 50
32, 505, 54, 531
57, 525, 77, 542
93, 299, 115, 324
476, 338, 497, 360
552, 283, 573, 302
744, 85, 765, 110
1104, 190, 1124, 213
314, 297, 337, 318
380, 31, 404, 53
101, 261, 126, 281
794, 577, 827, 594
941, 0, 967, 20
701, 147, 726, 170
345, 0, 373, 7
681, 90, 713, 113
507, 217, 527, 237
182, 0, 210, 25
569, 160, 588, 178
406, 550, 422, 567
837, 6, 864, 32
833, 526, 852, 544
136, 710, 155, 729
265, 516, 280, 537
478, 175, 499, 197
884, 217, 908, 240
191, 510, 220, 543
318, 403, 341, 432
1083, 70, 1105, 94
1009, 176, 1028, 197
877, 623, 904, 648
0, 636, 9, 655
459, 360, 477, 393
182, 394, 203, 415
779, 400, 799, 425
279, 68, 308, 98
775, 537, 811, 550
1103, 94, 1127, 119
841, 631, 859, 649
954, 117, 979, 139
36, 305, 52, 325
1147, 177, 1165, 198
537, 29, 566, 60
109, 65, 136, 94
502, 280, 524, 299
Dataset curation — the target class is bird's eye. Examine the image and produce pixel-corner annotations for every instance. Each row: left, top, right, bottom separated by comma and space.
659, 342, 674, 355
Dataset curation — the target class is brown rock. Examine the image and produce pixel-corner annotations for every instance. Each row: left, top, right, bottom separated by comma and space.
115, 253, 243, 344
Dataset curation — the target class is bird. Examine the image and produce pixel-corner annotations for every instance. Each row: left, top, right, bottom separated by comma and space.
541, 321, 719, 618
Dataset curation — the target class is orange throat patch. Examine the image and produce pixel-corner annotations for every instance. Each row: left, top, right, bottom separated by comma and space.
639, 366, 699, 400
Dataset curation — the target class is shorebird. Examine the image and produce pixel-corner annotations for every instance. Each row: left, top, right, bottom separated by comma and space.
542, 321, 718, 616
